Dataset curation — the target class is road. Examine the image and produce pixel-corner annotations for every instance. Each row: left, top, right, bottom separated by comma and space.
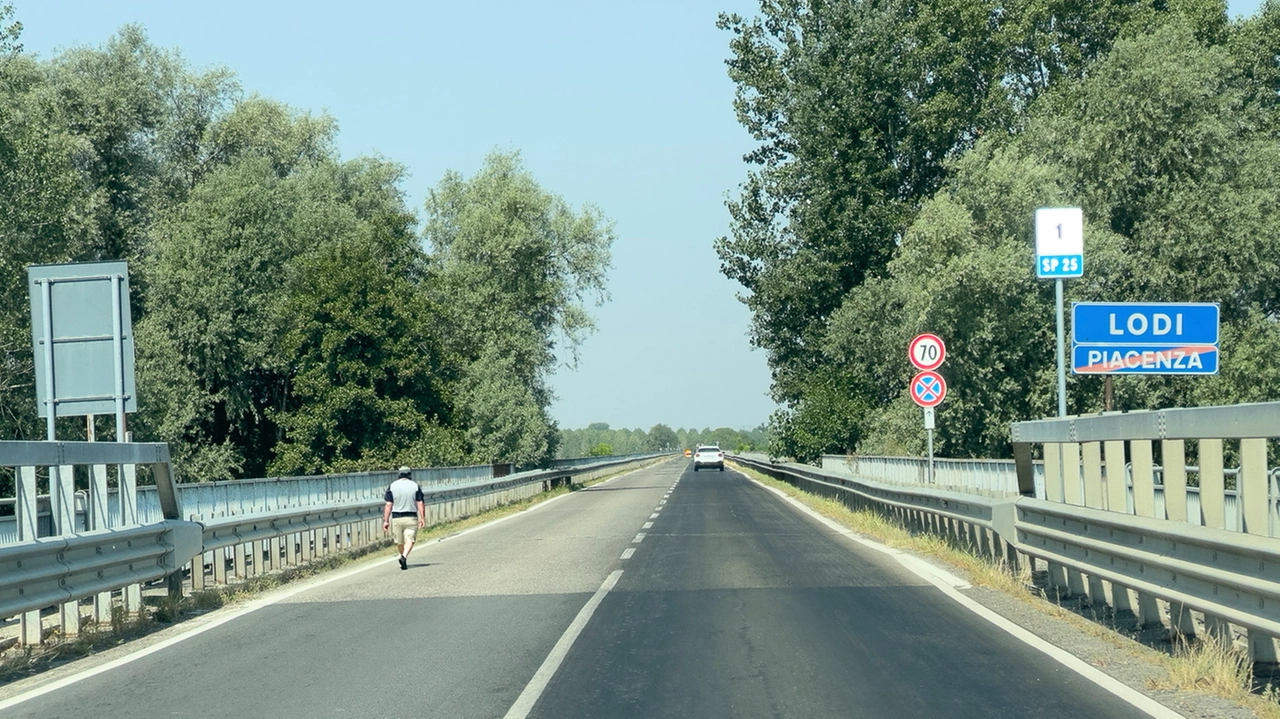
2, 458, 1151, 718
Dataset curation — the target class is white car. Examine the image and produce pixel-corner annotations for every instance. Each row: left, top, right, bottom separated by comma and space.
693, 445, 724, 471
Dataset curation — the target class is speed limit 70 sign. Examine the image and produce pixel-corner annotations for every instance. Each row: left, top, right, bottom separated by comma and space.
909, 334, 946, 371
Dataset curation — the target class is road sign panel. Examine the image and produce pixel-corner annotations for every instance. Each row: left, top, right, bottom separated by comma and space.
28, 261, 137, 418
1072, 302, 1219, 345
1035, 207, 1084, 278
1072, 344, 1218, 375
1071, 302, 1220, 376
910, 371, 947, 408
909, 333, 946, 371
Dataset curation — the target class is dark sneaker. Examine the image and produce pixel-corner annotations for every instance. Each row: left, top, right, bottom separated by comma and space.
399, 555, 408, 570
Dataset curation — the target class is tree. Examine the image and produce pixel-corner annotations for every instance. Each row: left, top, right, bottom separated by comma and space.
822, 17, 1280, 459
717, 0, 1231, 459
424, 151, 614, 465
647, 423, 678, 451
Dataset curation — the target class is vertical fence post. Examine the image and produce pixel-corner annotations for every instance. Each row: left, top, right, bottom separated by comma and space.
17, 465, 42, 646
1241, 438, 1277, 661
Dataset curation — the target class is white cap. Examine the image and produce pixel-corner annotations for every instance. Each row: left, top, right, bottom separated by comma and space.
398, 466, 411, 475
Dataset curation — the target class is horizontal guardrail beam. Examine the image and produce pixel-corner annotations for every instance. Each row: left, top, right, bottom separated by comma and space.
0, 440, 170, 468
0, 521, 202, 619
1010, 401, 1280, 443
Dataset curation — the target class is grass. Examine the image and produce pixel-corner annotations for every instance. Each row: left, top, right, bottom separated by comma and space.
0, 460, 662, 688
729, 460, 1280, 718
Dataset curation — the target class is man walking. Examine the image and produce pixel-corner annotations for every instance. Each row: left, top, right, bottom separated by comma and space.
383, 466, 426, 570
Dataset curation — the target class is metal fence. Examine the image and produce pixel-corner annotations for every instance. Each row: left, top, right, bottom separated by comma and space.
819, 454, 1044, 498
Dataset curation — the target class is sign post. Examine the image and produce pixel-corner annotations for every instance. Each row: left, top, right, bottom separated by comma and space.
1035, 207, 1084, 417
909, 334, 947, 484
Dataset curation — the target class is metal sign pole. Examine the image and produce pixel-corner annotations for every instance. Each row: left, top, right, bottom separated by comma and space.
1056, 278, 1067, 417
111, 274, 127, 443
40, 279, 56, 441
923, 407, 936, 484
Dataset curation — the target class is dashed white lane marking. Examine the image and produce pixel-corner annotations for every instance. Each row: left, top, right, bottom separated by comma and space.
0, 463, 660, 713
642, 522, 653, 529
649, 513, 660, 519
620, 548, 636, 560
504, 570, 624, 719
747, 477, 1183, 719
658, 500, 666, 505
632, 533, 646, 543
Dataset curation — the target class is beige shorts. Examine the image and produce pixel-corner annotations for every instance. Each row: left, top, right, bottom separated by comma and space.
390, 516, 419, 544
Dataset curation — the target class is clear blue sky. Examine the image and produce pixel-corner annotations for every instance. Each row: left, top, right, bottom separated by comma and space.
14, 0, 1266, 433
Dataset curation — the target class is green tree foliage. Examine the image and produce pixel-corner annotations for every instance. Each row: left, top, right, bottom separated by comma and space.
647, 423, 678, 451
714, 0, 1182, 411
728, 2, 1280, 461
423, 151, 615, 467
0, 21, 615, 481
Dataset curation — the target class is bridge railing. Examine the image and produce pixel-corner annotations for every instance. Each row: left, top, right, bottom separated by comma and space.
819, 454, 1043, 498
0, 440, 186, 647
2, 447, 673, 647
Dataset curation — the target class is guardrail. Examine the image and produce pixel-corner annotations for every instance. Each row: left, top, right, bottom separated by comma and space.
2, 448, 672, 646
0, 440, 176, 646
734, 402, 1280, 663
819, 454, 1044, 498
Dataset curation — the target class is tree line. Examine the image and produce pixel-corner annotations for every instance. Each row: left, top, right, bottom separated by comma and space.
557, 423, 769, 457
0, 12, 614, 481
717, 0, 1280, 462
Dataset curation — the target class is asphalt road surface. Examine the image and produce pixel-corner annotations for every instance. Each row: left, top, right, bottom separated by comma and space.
2, 459, 1151, 718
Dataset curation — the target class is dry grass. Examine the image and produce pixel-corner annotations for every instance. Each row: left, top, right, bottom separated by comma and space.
730, 461, 1280, 717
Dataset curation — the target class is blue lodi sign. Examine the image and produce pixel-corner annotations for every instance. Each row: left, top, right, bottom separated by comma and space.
1071, 302, 1219, 375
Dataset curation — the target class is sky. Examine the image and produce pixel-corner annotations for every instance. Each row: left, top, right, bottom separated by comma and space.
14, 0, 1267, 433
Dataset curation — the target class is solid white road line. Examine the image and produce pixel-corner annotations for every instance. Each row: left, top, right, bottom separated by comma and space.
747, 477, 1184, 719
0, 464, 660, 712
503, 570, 624, 719
621, 548, 636, 560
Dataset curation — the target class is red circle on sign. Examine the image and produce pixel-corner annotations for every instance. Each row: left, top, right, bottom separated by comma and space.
910, 370, 947, 408
909, 334, 946, 371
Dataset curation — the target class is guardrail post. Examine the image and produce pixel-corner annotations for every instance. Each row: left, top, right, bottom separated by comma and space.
1080, 443, 1108, 606
50, 463, 81, 635
17, 465, 42, 646
1044, 443, 1063, 503
1128, 440, 1163, 628
1199, 439, 1226, 530
1240, 438, 1278, 661
1103, 440, 1126, 513
1158, 439, 1197, 638
120, 462, 142, 612
1101, 441, 1137, 618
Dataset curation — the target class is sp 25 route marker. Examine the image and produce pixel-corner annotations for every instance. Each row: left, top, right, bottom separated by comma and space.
909, 333, 946, 371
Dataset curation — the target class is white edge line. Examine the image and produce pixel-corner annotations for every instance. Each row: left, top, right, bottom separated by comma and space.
746, 477, 1183, 719
503, 570, 624, 719
0, 464, 656, 711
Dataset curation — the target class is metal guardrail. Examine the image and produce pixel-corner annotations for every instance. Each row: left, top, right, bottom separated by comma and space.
819, 454, 1044, 498
0, 440, 170, 645
0, 521, 201, 619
